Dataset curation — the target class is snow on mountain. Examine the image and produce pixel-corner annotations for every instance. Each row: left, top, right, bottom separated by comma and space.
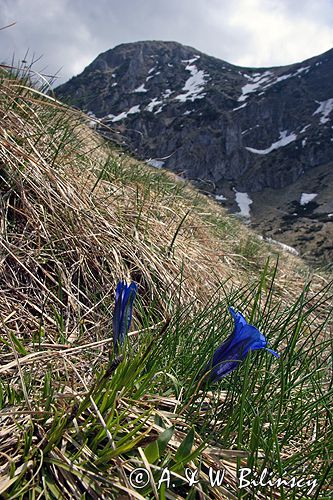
313, 98, 333, 124
109, 105, 141, 122
233, 102, 247, 111
300, 193, 318, 205
299, 124, 311, 133
238, 71, 273, 102
175, 56, 209, 102
133, 84, 148, 93
245, 130, 297, 155
238, 66, 311, 102
162, 89, 173, 98
146, 98, 163, 112
265, 237, 299, 256
234, 190, 253, 218
146, 71, 161, 81
146, 159, 165, 168
215, 194, 227, 201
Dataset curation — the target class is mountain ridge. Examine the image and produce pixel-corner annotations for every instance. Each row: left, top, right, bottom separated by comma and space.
56, 40, 333, 263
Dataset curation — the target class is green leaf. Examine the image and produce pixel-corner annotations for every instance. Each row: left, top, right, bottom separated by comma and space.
157, 426, 174, 455
174, 427, 194, 463
144, 440, 160, 464
10, 332, 28, 355
144, 426, 174, 464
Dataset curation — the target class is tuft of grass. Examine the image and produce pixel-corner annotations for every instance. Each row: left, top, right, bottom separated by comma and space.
0, 68, 332, 499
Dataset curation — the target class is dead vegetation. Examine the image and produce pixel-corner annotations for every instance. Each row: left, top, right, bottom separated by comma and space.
0, 69, 331, 389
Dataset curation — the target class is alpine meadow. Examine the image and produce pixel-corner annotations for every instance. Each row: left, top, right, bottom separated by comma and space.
0, 58, 332, 499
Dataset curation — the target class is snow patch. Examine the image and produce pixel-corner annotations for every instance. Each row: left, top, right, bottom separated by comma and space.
234, 190, 253, 219
110, 105, 141, 122
265, 237, 299, 256
245, 130, 297, 155
146, 98, 163, 112
87, 111, 97, 129
181, 55, 200, 64
273, 73, 293, 84
215, 194, 227, 201
295, 66, 310, 75
175, 58, 209, 102
154, 106, 164, 114
238, 66, 311, 102
146, 71, 161, 81
132, 83, 148, 93
233, 102, 247, 111
300, 124, 311, 133
238, 71, 273, 102
162, 89, 172, 98
313, 98, 333, 124
241, 124, 260, 135
300, 193, 318, 205
146, 159, 165, 169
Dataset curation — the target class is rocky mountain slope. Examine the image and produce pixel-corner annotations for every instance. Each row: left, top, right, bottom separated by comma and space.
56, 41, 333, 263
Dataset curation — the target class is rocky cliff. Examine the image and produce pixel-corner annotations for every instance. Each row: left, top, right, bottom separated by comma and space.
56, 41, 333, 263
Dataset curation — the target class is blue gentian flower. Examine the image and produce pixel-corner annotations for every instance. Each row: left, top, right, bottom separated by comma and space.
112, 280, 138, 353
203, 307, 279, 382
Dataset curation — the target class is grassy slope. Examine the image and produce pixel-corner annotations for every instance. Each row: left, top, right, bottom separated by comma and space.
0, 74, 332, 499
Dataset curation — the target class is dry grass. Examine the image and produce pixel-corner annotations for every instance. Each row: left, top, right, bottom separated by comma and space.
1, 77, 330, 337
0, 70, 330, 402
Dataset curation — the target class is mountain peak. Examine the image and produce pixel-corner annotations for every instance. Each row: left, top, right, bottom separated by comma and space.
56, 41, 333, 262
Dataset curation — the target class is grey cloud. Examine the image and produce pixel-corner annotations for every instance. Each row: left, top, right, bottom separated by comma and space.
0, 0, 332, 85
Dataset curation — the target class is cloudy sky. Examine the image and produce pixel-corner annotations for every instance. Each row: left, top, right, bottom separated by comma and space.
1, 0, 333, 85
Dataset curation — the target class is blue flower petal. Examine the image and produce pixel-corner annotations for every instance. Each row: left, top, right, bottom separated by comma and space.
112, 281, 126, 346
229, 306, 247, 336
266, 348, 280, 358
124, 282, 138, 331
202, 308, 279, 382
210, 359, 241, 381
112, 280, 137, 352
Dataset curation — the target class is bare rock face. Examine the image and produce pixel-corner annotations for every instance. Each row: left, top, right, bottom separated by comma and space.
56, 41, 333, 264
